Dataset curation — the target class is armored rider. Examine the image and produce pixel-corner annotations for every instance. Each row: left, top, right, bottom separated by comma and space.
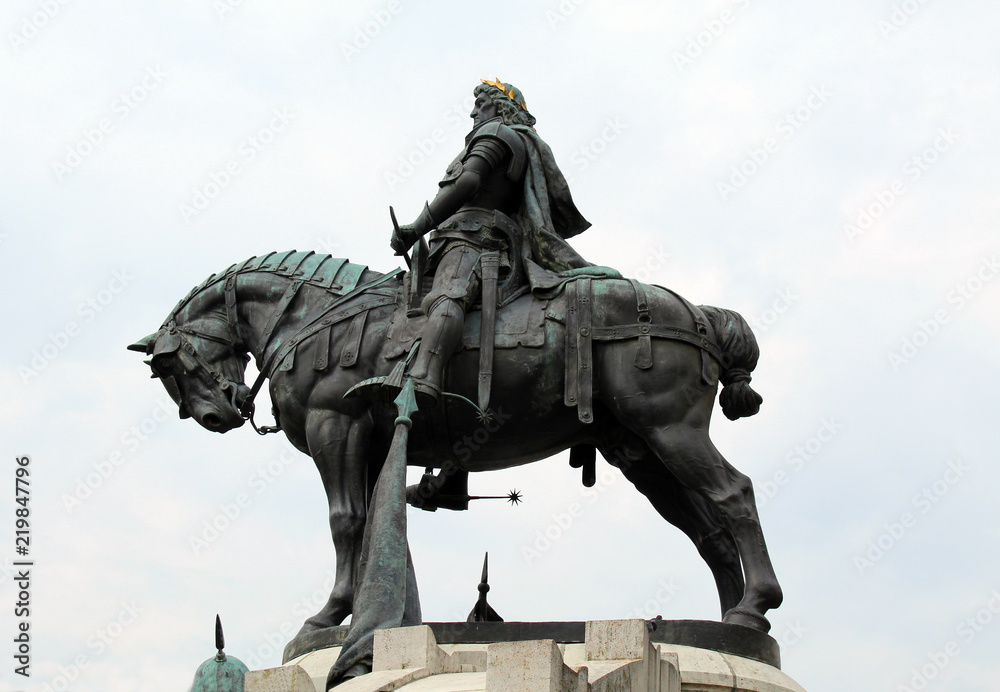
389, 78, 604, 406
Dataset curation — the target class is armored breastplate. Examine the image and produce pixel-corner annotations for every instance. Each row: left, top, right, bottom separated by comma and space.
462, 165, 522, 217
439, 118, 527, 218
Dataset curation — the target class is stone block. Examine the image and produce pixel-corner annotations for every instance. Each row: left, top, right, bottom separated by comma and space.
245, 664, 316, 692
286, 646, 341, 692
334, 668, 429, 692
485, 639, 577, 692
374, 625, 445, 673
448, 648, 487, 673
659, 651, 681, 692
586, 619, 650, 661
254, 623, 808, 691
661, 644, 806, 692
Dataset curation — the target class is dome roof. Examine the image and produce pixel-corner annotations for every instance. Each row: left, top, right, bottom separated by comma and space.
191, 616, 248, 692
191, 654, 249, 692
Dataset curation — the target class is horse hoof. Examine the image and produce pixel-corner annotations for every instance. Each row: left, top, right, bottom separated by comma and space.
723, 606, 772, 633
328, 662, 371, 688
294, 620, 323, 637
295, 614, 344, 637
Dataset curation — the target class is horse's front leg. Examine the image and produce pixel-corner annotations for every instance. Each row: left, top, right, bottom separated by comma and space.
296, 409, 373, 634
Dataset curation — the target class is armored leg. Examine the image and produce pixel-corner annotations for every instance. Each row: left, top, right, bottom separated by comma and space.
406, 297, 464, 405
407, 245, 480, 406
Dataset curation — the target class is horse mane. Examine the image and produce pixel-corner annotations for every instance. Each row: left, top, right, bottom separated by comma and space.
166, 250, 382, 324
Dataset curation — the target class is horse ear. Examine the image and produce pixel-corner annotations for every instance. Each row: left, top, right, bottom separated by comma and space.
127, 333, 157, 354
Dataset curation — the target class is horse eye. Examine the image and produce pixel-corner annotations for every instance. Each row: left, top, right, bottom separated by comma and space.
151, 355, 183, 377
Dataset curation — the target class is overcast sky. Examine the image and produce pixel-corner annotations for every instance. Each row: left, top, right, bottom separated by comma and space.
2, 1, 999, 690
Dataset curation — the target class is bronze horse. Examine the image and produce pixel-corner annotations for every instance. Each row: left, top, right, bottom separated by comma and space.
128, 251, 782, 635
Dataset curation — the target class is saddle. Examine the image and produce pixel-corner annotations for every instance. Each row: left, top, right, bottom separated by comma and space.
381, 290, 546, 359
367, 272, 722, 423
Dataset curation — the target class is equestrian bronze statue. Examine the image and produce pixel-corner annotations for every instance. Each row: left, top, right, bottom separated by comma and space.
128, 79, 782, 686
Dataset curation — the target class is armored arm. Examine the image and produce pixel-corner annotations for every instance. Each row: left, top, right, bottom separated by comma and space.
390, 125, 518, 254
390, 155, 493, 255
390, 202, 436, 255
426, 153, 492, 219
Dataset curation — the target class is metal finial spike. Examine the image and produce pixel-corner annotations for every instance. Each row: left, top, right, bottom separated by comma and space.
215, 615, 227, 662
468, 551, 503, 623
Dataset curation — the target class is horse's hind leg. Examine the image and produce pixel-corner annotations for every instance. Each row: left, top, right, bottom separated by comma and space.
297, 410, 373, 633
605, 445, 744, 617
630, 425, 782, 631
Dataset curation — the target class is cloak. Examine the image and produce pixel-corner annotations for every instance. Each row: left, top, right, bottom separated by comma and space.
511, 125, 620, 293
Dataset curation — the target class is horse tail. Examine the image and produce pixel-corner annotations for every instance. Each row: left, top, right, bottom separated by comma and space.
698, 305, 763, 420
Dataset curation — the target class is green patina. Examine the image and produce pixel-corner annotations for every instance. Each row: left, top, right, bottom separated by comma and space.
191, 617, 249, 692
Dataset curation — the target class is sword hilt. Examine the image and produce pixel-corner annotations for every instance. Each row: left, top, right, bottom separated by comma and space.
389, 206, 412, 268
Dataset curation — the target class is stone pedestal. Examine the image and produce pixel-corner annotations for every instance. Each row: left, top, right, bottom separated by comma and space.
246, 619, 806, 692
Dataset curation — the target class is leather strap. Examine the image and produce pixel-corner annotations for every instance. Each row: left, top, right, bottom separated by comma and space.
223, 273, 244, 350
564, 281, 579, 408
339, 311, 368, 368
478, 251, 500, 413
313, 325, 332, 371
243, 293, 397, 415
556, 278, 727, 424
628, 278, 653, 370
577, 277, 593, 424
591, 323, 724, 363
279, 344, 296, 372
258, 280, 304, 358
653, 285, 714, 386
653, 283, 711, 337
240, 270, 402, 417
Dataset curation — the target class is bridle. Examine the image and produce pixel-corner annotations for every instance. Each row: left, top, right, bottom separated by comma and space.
147, 270, 258, 429
148, 319, 250, 423
148, 265, 403, 435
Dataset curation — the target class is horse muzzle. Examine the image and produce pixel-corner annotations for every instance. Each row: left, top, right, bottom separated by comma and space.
195, 404, 245, 433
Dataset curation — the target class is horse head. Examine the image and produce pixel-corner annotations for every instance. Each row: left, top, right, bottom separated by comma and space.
128, 320, 251, 433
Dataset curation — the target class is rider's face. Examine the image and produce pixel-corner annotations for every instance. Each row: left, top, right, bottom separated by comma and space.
470, 93, 498, 127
